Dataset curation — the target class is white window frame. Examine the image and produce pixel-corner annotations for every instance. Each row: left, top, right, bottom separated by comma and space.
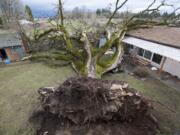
151, 54, 164, 67
137, 48, 153, 61
137, 47, 163, 67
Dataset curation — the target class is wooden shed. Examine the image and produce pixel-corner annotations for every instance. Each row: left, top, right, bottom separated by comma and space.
0, 30, 25, 62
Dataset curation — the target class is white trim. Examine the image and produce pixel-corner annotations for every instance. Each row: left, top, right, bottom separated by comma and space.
123, 37, 180, 62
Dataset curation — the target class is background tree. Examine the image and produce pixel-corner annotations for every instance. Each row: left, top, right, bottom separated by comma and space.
0, 0, 22, 23
32, 0, 179, 78
71, 7, 83, 19
70, 6, 92, 19
161, 8, 180, 25
25, 5, 34, 22
101, 8, 111, 18
96, 9, 101, 16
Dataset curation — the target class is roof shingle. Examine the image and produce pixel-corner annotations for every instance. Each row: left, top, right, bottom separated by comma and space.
0, 33, 22, 48
127, 26, 180, 49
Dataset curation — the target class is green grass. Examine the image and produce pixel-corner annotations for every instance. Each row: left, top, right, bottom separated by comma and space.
0, 62, 179, 135
0, 62, 75, 135
104, 73, 180, 135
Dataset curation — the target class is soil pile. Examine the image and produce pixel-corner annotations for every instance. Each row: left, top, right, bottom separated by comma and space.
31, 77, 158, 135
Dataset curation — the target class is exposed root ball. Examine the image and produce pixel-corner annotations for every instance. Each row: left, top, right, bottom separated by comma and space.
38, 77, 152, 124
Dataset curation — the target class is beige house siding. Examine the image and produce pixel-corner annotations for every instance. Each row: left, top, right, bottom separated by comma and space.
163, 58, 180, 78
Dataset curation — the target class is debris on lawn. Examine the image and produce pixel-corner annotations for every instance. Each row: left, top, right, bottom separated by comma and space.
151, 67, 158, 71
31, 77, 158, 135
134, 67, 149, 78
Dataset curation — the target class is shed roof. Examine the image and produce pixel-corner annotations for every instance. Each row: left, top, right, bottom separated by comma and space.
127, 26, 180, 49
0, 32, 22, 48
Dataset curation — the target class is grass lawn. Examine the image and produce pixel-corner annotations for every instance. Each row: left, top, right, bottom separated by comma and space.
0, 62, 75, 135
0, 62, 179, 135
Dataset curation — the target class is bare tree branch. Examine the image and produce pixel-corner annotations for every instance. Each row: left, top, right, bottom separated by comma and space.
34, 28, 60, 40
101, 30, 126, 73
58, 0, 64, 26
126, 0, 170, 25
106, 0, 128, 26
166, 7, 180, 21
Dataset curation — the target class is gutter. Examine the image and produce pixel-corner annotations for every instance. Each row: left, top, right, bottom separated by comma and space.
125, 34, 180, 50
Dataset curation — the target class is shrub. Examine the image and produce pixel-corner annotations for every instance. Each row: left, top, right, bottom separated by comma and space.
134, 67, 149, 78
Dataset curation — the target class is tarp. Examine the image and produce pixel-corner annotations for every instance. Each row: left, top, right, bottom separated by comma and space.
123, 37, 180, 62
19, 20, 33, 25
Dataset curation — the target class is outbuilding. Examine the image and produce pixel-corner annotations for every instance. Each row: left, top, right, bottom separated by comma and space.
0, 30, 25, 62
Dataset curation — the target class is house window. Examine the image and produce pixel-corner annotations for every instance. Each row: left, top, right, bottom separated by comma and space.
138, 48, 152, 60
144, 50, 152, 60
138, 48, 144, 57
129, 44, 134, 49
152, 53, 162, 65
125, 43, 134, 49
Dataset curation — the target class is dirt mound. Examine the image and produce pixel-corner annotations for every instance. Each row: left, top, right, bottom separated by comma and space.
31, 77, 158, 135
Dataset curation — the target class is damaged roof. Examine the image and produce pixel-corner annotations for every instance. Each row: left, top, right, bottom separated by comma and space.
127, 26, 180, 49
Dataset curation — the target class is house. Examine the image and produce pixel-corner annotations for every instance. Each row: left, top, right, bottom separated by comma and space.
0, 30, 25, 62
122, 26, 180, 79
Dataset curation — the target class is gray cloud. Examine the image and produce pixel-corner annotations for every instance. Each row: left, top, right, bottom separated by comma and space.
21, 0, 180, 12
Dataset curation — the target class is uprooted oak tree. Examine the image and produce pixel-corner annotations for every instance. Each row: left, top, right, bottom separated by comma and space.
30, 0, 180, 78
28, 0, 179, 135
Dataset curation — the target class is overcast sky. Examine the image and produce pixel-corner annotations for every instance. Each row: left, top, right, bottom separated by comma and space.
21, 0, 180, 12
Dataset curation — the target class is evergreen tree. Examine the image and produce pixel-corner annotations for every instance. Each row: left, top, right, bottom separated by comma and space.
25, 5, 34, 22
96, 9, 101, 16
